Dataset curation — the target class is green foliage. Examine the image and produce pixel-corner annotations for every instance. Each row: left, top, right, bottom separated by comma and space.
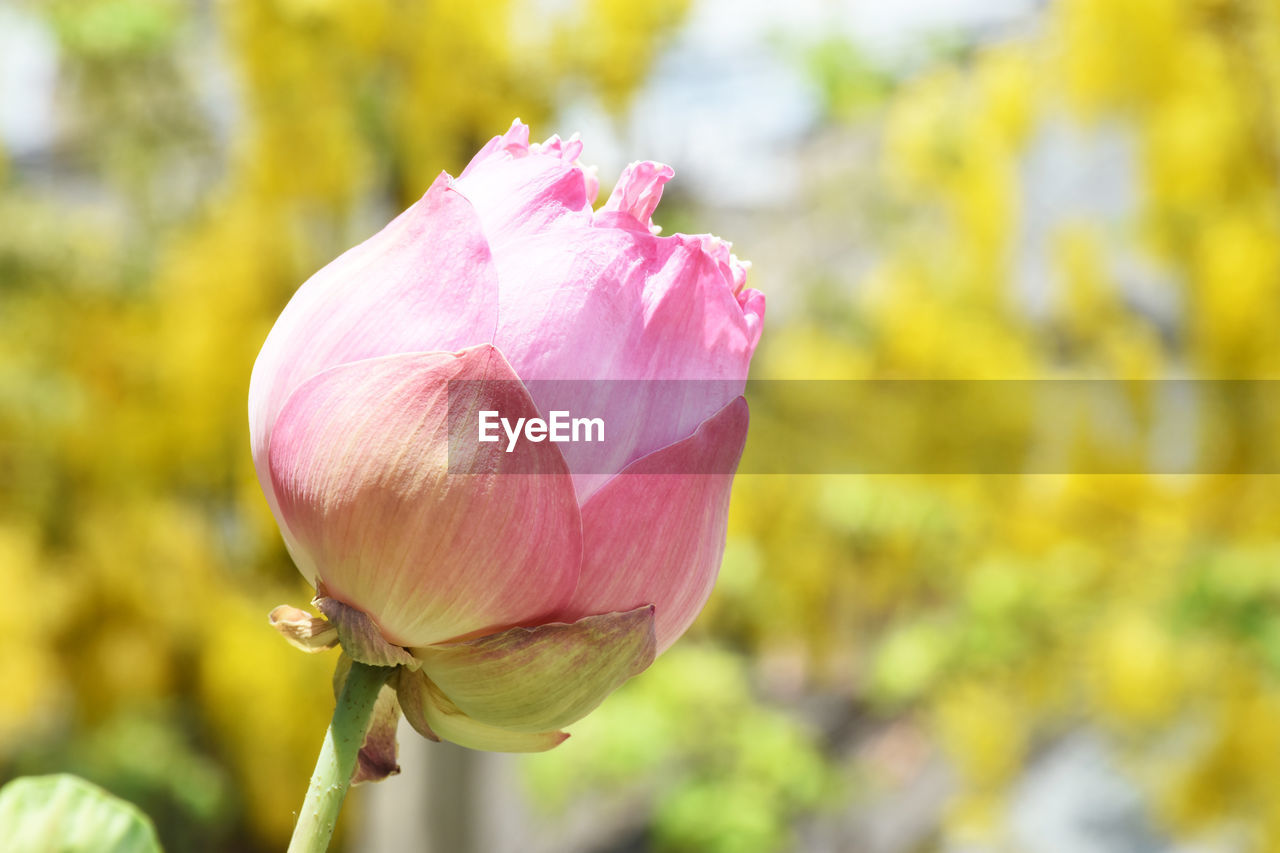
13, 710, 235, 853
797, 35, 893, 121
47, 0, 181, 58
0, 774, 163, 853
523, 645, 837, 853
702, 0, 1280, 844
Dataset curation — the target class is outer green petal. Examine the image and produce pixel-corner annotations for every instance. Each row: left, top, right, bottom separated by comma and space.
413, 606, 655, 733
396, 669, 567, 753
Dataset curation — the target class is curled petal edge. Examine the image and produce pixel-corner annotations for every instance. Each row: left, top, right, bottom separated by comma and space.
268, 604, 338, 653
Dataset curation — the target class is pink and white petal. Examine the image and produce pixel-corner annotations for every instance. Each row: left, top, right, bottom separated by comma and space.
413, 606, 655, 733
397, 668, 567, 753
268, 345, 582, 648
457, 119, 531, 178
249, 174, 501, 546
530, 132, 584, 164
560, 397, 748, 653
598, 160, 674, 233
490, 228, 762, 499
451, 125, 596, 243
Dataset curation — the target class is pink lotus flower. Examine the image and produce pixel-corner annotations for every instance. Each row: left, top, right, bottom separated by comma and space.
250, 120, 764, 752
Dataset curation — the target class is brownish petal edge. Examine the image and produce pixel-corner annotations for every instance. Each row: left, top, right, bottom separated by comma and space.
352, 682, 402, 785
315, 588, 419, 670
268, 604, 339, 653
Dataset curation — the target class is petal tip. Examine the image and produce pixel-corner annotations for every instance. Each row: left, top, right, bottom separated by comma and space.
600, 160, 676, 231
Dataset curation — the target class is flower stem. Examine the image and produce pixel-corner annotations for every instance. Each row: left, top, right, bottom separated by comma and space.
287, 661, 391, 853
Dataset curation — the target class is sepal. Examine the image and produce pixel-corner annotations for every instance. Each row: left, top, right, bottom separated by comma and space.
412, 606, 656, 733
316, 589, 418, 669
395, 668, 566, 753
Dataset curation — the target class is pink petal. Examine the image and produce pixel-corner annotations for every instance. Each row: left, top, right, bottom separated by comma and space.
598, 160, 675, 233
457, 119, 531, 178
451, 124, 596, 244
450, 128, 762, 502
268, 345, 582, 647
559, 397, 748, 653
530, 132, 585, 165
249, 174, 501, 559
488, 226, 763, 501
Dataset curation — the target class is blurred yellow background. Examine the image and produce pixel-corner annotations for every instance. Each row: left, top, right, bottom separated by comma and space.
3, 0, 1280, 851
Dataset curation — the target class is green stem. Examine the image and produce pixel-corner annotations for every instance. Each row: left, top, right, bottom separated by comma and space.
287, 661, 391, 853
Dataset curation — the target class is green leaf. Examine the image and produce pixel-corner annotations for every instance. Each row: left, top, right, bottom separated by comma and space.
0, 774, 163, 853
